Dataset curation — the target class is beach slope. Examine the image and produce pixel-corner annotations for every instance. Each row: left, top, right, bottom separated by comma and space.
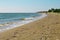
0, 13, 60, 40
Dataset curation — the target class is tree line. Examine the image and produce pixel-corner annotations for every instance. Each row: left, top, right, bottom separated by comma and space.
48, 8, 60, 13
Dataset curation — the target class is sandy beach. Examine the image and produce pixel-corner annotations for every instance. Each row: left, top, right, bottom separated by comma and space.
0, 13, 60, 40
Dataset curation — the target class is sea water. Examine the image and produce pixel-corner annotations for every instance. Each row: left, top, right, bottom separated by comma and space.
0, 13, 47, 32
0, 13, 40, 24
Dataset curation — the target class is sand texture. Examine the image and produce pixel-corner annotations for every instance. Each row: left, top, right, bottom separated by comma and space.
0, 13, 60, 40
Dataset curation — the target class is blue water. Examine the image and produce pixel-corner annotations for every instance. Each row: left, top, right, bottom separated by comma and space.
0, 13, 41, 24
0, 13, 47, 32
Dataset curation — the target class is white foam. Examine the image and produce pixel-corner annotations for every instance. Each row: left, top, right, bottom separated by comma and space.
0, 13, 47, 32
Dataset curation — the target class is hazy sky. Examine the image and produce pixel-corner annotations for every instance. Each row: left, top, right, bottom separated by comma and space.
0, 0, 60, 13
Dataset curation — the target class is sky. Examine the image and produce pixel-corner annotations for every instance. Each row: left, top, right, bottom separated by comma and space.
0, 0, 60, 13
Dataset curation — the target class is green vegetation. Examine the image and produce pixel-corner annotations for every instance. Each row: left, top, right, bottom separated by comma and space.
48, 8, 60, 13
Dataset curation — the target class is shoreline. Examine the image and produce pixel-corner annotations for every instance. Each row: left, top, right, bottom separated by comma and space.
0, 13, 47, 32
0, 13, 60, 40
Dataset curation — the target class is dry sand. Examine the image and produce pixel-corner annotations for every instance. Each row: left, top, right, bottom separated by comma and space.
0, 13, 60, 40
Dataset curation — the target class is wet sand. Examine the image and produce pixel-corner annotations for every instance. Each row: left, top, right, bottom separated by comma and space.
0, 13, 60, 40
